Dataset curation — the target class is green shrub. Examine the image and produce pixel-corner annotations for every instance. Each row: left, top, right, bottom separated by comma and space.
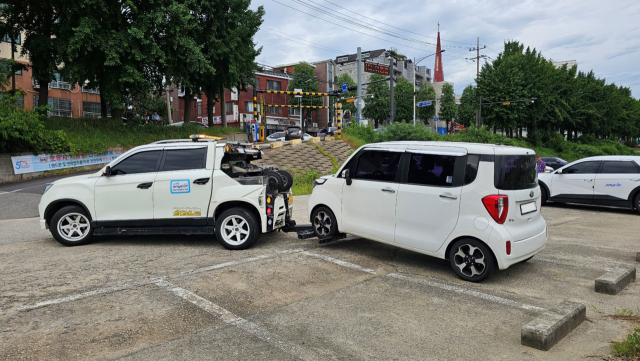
612, 328, 640, 358
290, 170, 319, 195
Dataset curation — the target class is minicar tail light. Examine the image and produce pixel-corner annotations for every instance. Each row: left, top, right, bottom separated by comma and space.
482, 195, 509, 224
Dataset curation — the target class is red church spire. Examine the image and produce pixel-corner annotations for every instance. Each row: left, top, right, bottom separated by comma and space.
433, 22, 444, 83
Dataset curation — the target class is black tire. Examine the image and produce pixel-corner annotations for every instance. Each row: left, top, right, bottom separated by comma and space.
541, 186, 548, 206
50, 205, 94, 246
448, 238, 495, 282
311, 206, 338, 239
264, 170, 285, 192
277, 170, 293, 191
634, 193, 640, 215
215, 207, 259, 250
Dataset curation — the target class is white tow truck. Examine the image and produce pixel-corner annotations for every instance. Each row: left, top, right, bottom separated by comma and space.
39, 136, 296, 249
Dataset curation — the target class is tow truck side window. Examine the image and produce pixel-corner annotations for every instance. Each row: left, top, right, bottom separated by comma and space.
161, 148, 207, 171
112, 150, 162, 175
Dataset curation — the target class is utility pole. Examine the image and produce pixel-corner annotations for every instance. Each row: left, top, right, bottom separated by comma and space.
11, 32, 16, 93
356, 47, 362, 125
469, 37, 486, 128
389, 55, 394, 123
165, 86, 172, 123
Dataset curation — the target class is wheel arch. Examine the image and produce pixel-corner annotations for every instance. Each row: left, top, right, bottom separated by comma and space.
309, 203, 337, 223
627, 185, 640, 209
444, 235, 497, 266
538, 180, 550, 196
213, 200, 262, 227
45, 199, 93, 227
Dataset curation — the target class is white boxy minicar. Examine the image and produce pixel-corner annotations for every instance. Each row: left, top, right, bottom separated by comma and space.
308, 141, 548, 282
39, 137, 295, 249
538, 155, 640, 213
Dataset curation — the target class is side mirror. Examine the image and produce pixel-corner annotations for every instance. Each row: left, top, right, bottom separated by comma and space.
342, 169, 352, 186
103, 166, 112, 177
555, 169, 562, 174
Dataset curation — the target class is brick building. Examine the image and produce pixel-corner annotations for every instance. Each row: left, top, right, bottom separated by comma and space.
0, 31, 102, 117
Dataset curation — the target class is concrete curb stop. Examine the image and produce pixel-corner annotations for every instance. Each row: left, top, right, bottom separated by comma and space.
309, 137, 321, 143
290, 139, 302, 146
270, 141, 284, 149
595, 267, 636, 295
521, 300, 586, 351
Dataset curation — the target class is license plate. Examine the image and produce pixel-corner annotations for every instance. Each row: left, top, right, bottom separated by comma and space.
520, 201, 537, 215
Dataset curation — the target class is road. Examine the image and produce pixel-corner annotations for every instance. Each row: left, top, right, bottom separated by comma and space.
0, 173, 638, 360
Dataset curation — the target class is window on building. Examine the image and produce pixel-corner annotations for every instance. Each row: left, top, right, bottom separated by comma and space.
362, 53, 370, 58
197, 101, 202, 117
0, 92, 24, 106
254, 78, 260, 89
328, 63, 334, 91
289, 107, 301, 116
338, 56, 348, 62
2, 33, 21, 45
225, 102, 234, 113
83, 101, 101, 117
267, 105, 280, 115
245, 101, 255, 112
266, 80, 281, 91
34, 96, 72, 117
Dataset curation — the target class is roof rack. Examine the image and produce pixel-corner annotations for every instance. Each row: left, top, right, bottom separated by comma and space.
152, 134, 226, 144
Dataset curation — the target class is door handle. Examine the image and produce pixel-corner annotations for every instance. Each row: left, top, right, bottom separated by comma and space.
381, 188, 396, 193
584, 179, 593, 182
631, 179, 640, 182
137, 182, 153, 189
193, 178, 210, 185
440, 194, 458, 200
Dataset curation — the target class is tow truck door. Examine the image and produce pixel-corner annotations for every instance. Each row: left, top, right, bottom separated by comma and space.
152, 145, 215, 226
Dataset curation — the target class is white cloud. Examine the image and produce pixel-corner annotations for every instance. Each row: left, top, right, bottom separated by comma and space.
251, 0, 640, 97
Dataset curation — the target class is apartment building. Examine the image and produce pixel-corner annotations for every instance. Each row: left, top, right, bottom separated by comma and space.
0, 31, 102, 117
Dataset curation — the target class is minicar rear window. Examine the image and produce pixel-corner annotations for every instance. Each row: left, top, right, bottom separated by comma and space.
494, 155, 537, 190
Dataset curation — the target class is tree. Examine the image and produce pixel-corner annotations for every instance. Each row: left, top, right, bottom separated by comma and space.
1, 0, 62, 108
336, 73, 356, 116
416, 82, 436, 123
438, 83, 456, 131
287, 62, 323, 128
362, 73, 389, 128
458, 85, 477, 127
194, 0, 264, 127
393, 77, 414, 123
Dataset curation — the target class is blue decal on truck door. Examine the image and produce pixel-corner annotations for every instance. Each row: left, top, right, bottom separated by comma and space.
170, 179, 190, 194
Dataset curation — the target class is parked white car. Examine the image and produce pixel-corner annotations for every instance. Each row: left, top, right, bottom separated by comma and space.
266, 132, 312, 142
538, 155, 640, 213
308, 141, 547, 282
39, 137, 295, 249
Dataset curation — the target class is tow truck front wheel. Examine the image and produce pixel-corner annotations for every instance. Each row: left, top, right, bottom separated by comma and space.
50, 205, 94, 246
215, 208, 259, 250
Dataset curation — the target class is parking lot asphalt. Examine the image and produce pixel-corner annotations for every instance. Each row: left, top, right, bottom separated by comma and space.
0, 175, 638, 360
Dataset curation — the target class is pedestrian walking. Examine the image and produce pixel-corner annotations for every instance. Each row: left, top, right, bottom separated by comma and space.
536, 155, 546, 173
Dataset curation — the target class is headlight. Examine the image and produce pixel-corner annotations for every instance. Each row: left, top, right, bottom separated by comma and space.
43, 184, 54, 194
313, 179, 327, 188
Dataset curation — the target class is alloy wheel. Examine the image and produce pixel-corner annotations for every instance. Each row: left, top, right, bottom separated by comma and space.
453, 244, 486, 278
314, 211, 331, 237
221, 215, 250, 246
57, 213, 91, 242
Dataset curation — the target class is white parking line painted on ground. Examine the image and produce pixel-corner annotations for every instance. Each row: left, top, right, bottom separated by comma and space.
302, 251, 377, 274
16, 279, 156, 312
388, 273, 546, 313
170, 248, 304, 278
154, 279, 319, 361
534, 257, 632, 271
12, 249, 304, 313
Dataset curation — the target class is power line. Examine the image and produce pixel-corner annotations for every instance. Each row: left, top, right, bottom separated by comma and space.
266, 31, 344, 53
271, 0, 467, 59
319, 0, 472, 50
278, 0, 468, 56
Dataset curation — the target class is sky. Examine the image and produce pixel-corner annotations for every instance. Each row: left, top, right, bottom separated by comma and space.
250, 0, 640, 98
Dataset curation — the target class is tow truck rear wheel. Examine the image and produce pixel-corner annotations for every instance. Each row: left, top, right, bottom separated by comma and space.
311, 206, 338, 239
215, 208, 259, 250
277, 170, 293, 191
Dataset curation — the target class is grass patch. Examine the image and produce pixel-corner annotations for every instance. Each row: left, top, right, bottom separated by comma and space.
290, 170, 319, 196
44, 117, 242, 154
313, 143, 339, 174
341, 133, 369, 150
612, 328, 640, 359
611, 307, 640, 322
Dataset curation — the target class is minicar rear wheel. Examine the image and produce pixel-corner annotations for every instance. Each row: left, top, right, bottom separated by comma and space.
448, 238, 495, 282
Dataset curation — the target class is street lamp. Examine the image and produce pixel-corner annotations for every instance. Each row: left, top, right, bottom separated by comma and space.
413, 50, 445, 125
